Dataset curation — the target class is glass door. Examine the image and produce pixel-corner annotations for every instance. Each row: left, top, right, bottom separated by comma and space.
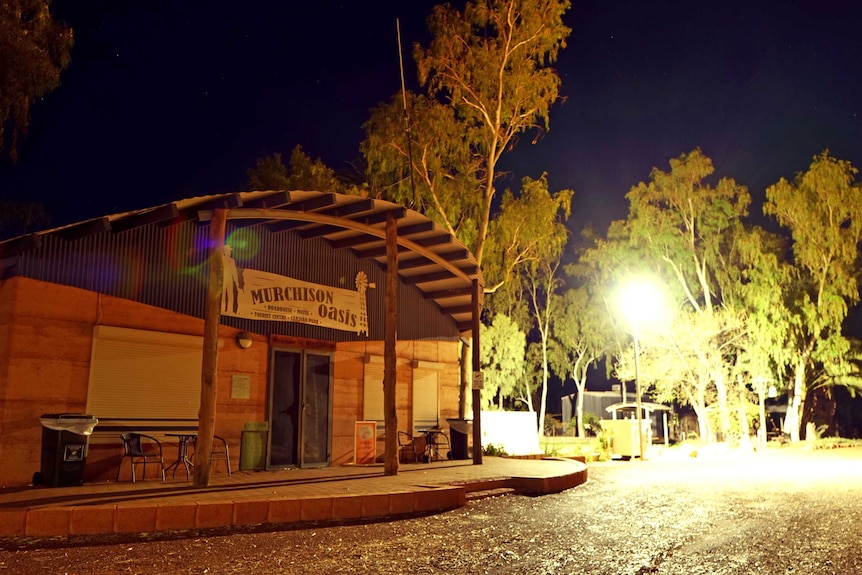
301, 352, 332, 467
268, 349, 332, 468
269, 350, 300, 468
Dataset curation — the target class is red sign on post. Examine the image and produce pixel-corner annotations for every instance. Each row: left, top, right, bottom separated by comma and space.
354, 421, 377, 465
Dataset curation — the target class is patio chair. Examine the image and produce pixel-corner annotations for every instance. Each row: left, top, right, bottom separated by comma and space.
398, 431, 419, 463
118, 433, 166, 483
209, 435, 232, 475
189, 434, 232, 475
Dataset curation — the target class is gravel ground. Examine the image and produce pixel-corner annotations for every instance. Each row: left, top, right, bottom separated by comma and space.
2, 446, 861, 575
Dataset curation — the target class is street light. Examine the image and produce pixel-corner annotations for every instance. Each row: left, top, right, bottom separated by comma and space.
617, 278, 665, 460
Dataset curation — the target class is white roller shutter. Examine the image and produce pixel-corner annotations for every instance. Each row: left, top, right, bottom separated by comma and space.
413, 367, 439, 431
86, 326, 202, 424
362, 355, 385, 432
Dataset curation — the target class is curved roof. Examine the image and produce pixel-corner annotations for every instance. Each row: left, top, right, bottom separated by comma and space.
0, 190, 484, 335
605, 402, 673, 413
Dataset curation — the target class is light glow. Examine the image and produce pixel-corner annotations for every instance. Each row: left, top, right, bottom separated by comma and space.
617, 277, 666, 329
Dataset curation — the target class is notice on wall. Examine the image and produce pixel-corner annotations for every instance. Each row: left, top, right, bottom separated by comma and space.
354, 421, 377, 465
231, 374, 251, 399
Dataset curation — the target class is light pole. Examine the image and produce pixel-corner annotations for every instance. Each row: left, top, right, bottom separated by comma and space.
632, 312, 645, 459
618, 278, 664, 461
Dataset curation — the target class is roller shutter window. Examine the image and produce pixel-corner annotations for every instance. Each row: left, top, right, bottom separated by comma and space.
362, 355, 385, 433
86, 326, 202, 422
412, 365, 440, 431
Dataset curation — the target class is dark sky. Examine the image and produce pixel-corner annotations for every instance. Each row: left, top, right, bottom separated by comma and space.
2, 0, 861, 235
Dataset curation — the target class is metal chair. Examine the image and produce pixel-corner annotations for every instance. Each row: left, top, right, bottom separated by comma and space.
190, 434, 232, 475
118, 433, 166, 483
210, 435, 232, 475
398, 431, 419, 463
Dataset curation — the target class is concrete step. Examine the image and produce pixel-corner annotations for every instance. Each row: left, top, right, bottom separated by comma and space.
466, 487, 516, 502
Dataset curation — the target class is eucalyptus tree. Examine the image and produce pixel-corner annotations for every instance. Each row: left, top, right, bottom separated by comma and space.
479, 313, 527, 409
489, 175, 571, 435
0, 0, 72, 161
763, 151, 862, 441
415, 0, 571, 267
362, 0, 572, 417
246, 146, 346, 193
0, 201, 49, 239
548, 283, 610, 437
361, 93, 482, 249
620, 309, 715, 441
623, 149, 752, 441
730, 228, 795, 444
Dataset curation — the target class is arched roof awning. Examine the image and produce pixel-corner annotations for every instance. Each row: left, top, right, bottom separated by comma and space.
0, 190, 484, 335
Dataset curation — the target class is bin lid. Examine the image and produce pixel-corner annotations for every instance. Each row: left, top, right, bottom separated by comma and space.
446, 418, 473, 434
39, 414, 99, 435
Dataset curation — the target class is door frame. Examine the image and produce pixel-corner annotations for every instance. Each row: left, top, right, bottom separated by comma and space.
267, 346, 333, 469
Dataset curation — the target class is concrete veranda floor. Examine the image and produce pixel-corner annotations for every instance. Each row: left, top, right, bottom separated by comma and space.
0, 457, 587, 541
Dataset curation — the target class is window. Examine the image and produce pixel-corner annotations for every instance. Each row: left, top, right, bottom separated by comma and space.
86, 326, 203, 439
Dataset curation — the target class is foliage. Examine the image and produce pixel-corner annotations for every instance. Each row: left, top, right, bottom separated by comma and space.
549, 281, 610, 437
484, 175, 572, 436
415, 0, 572, 266
361, 0, 572, 419
479, 313, 527, 408
0, 0, 72, 161
578, 149, 862, 444
483, 174, 572, 292
763, 151, 862, 441
0, 201, 49, 239
543, 414, 561, 436
615, 149, 753, 440
246, 146, 347, 193
361, 93, 481, 249
481, 443, 509, 456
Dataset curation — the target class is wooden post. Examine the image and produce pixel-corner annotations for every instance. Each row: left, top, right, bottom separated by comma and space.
471, 278, 482, 465
194, 208, 225, 487
383, 211, 399, 476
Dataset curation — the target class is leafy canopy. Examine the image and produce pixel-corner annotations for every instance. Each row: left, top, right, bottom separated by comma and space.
0, 0, 72, 161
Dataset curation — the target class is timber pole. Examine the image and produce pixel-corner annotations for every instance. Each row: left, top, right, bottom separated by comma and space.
383, 211, 399, 476
471, 278, 482, 465
194, 208, 225, 487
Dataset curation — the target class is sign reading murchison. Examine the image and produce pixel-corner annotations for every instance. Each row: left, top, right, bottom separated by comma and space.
222, 250, 373, 334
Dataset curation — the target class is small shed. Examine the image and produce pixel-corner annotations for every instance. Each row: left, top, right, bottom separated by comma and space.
605, 401, 673, 447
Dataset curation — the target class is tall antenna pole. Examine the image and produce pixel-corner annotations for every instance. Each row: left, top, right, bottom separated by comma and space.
396, 18, 418, 208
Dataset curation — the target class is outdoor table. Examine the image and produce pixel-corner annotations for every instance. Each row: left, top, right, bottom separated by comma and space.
164, 433, 196, 480
421, 429, 447, 463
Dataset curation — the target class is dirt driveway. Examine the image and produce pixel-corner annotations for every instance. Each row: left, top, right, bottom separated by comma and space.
2, 446, 860, 574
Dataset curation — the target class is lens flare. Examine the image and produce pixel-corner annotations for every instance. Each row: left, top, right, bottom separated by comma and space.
226, 228, 261, 261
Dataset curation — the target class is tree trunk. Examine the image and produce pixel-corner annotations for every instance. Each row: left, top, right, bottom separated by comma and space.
575, 380, 586, 438
783, 360, 805, 442
538, 336, 550, 437
757, 388, 767, 450
737, 384, 751, 448
714, 369, 731, 442
695, 403, 710, 442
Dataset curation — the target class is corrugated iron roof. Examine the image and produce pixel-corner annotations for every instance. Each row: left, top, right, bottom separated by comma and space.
0, 190, 484, 334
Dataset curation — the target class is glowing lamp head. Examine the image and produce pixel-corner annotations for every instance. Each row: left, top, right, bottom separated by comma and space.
617, 277, 666, 328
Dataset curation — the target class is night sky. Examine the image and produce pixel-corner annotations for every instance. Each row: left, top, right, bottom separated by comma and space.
2, 0, 861, 236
